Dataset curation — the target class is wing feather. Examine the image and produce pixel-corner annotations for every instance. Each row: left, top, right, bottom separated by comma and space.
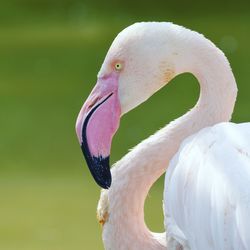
164, 122, 250, 250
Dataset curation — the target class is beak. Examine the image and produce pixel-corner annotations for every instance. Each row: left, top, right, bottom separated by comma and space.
76, 73, 121, 189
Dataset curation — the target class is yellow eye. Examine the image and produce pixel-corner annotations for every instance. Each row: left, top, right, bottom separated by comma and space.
115, 63, 122, 71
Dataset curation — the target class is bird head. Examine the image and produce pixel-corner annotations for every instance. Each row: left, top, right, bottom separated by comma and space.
76, 22, 181, 188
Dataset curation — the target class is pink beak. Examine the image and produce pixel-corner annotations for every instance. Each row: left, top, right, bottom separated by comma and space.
75, 73, 121, 188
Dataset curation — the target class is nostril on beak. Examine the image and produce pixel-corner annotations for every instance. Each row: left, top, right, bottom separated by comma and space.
87, 96, 100, 111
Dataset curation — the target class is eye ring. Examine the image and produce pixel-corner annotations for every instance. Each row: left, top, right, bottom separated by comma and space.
115, 63, 122, 71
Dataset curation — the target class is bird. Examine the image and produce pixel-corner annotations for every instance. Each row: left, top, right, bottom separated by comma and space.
75, 22, 250, 250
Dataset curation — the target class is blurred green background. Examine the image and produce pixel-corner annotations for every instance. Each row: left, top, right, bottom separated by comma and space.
1, 0, 249, 249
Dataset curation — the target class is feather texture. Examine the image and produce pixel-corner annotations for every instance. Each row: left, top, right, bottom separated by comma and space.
164, 122, 250, 250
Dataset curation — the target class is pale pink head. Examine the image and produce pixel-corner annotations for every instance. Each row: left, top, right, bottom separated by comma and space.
76, 22, 179, 188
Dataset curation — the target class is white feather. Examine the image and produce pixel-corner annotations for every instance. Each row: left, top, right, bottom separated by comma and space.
164, 122, 250, 250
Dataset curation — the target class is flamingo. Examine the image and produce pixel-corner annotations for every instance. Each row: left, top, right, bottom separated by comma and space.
75, 22, 250, 249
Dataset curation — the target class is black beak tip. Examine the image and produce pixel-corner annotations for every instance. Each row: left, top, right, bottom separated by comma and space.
96, 176, 111, 189
91, 156, 112, 189
81, 145, 112, 189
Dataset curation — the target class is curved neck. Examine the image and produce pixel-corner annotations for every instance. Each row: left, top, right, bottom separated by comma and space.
99, 37, 237, 250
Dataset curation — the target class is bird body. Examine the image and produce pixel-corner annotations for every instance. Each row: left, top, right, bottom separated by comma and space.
165, 122, 250, 250
76, 22, 250, 249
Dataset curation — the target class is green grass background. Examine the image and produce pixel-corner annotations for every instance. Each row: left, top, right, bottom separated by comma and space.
1, 1, 250, 249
